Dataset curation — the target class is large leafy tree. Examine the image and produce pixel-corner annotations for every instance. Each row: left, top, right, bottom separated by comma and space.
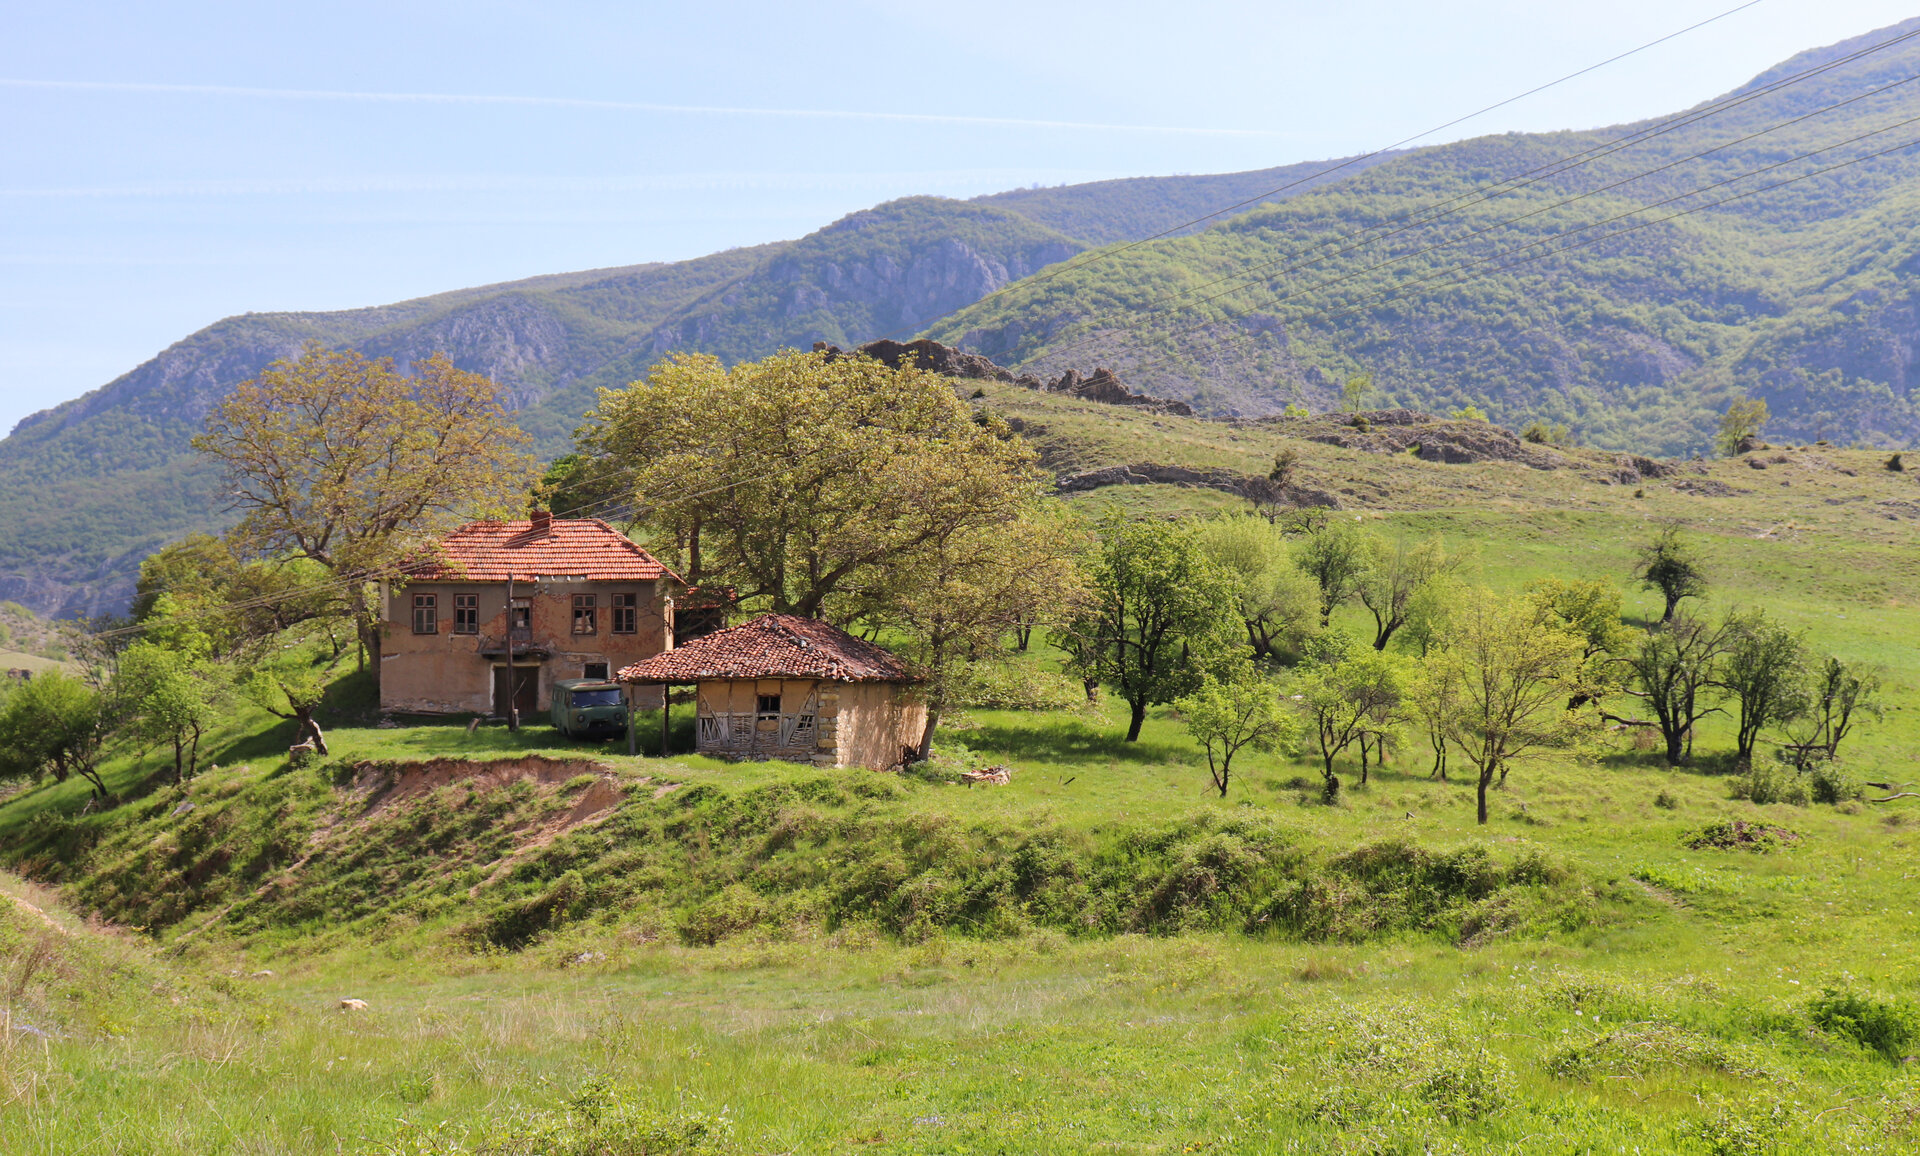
1609, 612, 1731, 765
0, 670, 113, 799
1059, 514, 1242, 742
1194, 514, 1318, 662
580, 349, 1047, 619
880, 505, 1083, 758
1292, 515, 1372, 627
1718, 610, 1810, 768
192, 345, 536, 691
1432, 592, 1589, 824
1357, 534, 1457, 650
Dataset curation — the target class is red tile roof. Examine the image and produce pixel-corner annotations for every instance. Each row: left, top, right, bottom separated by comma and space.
619, 614, 919, 683
408, 519, 681, 583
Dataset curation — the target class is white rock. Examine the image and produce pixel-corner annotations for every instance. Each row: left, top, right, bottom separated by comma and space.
338, 998, 368, 1011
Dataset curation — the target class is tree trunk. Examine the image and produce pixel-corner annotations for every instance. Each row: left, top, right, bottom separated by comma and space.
297, 713, 329, 757
1357, 734, 1371, 784
1125, 699, 1148, 742
188, 723, 203, 780
172, 736, 185, 784
1663, 724, 1686, 766
916, 704, 940, 762
1083, 677, 1100, 703
1477, 768, 1492, 824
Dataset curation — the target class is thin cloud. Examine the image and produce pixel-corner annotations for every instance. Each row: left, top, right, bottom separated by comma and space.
0, 169, 1115, 199
0, 77, 1289, 138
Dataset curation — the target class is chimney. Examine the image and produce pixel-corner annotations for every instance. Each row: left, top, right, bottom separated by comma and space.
530, 508, 553, 537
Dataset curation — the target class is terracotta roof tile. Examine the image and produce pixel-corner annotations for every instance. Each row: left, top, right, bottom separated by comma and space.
619, 614, 918, 683
409, 519, 681, 583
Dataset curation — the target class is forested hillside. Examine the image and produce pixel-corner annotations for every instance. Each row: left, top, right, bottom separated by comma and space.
12, 19, 1920, 618
931, 19, 1920, 450
0, 164, 1373, 619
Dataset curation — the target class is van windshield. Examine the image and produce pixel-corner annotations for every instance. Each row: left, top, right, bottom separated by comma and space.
571, 689, 624, 707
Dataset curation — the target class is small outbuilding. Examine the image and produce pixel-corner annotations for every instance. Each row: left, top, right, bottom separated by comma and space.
618, 614, 925, 770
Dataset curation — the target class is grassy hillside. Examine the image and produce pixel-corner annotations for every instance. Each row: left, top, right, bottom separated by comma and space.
931, 19, 1920, 452
3, 396, 1919, 1151
0, 162, 1388, 620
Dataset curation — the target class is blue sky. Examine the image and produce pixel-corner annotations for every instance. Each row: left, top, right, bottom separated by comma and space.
2, 0, 1915, 434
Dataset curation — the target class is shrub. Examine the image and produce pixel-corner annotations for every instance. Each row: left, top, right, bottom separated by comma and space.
1809, 763, 1864, 804
1521, 419, 1569, 445
1653, 789, 1679, 810
1729, 763, 1809, 807
1888, 453, 1905, 472
1810, 988, 1920, 1061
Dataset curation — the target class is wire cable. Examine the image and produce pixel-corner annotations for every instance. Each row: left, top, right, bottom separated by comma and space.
874, 0, 1771, 345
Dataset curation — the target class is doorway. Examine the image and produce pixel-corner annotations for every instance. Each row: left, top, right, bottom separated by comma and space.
492, 665, 539, 718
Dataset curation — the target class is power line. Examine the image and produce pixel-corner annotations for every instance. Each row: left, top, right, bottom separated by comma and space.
875, 0, 1770, 346
1025, 26, 1920, 366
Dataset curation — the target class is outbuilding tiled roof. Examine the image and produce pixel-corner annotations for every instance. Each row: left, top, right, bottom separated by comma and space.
619, 614, 919, 683
408, 518, 680, 583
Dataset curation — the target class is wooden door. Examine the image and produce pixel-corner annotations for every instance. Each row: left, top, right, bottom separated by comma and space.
492, 666, 539, 718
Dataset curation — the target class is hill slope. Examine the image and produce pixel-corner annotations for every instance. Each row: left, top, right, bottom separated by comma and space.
930, 19, 1920, 450
0, 163, 1379, 619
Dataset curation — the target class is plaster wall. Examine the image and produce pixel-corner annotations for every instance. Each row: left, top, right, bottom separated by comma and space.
380, 579, 671, 715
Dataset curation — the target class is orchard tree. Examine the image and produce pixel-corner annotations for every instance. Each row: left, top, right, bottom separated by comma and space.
1782, 656, 1883, 767
1176, 671, 1298, 797
1059, 514, 1242, 742
1195, 514, 1319, 661
1406, 660, 1462, 781
1294, 635, 1406, 799
1609, 612, 1731, 765
0, 670, 113, 799
580, 349, 1046, 618
1433, 592, 1589, 824
114, 642, 224, 783
1719, 610, 1810, 767
1633, 524, 1707, 624
882, 504, 1083, 759
193, 346, 536, 692
1528, 577, 1631, 705
1357, 534, 1458, 650
1293, 515, 1372, 626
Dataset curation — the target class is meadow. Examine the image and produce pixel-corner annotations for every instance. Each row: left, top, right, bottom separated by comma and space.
4, 416, 1920, 1154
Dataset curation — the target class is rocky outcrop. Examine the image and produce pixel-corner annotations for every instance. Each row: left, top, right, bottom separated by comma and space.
820, 338, 1195, 417
1280, 410, 1569, 470
1054, 462, 1342, 509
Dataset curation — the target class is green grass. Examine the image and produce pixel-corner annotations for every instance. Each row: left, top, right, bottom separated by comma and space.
6, 410, 1920, 1151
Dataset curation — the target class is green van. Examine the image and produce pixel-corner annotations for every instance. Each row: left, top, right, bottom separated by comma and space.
549, 679, 629, 740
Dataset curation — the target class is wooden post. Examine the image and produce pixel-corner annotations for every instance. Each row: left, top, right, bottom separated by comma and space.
660, 686, 671, 757
625, 684, 636, 757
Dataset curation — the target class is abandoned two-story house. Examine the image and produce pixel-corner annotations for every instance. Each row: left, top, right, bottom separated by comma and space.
380, 512, 682, 717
